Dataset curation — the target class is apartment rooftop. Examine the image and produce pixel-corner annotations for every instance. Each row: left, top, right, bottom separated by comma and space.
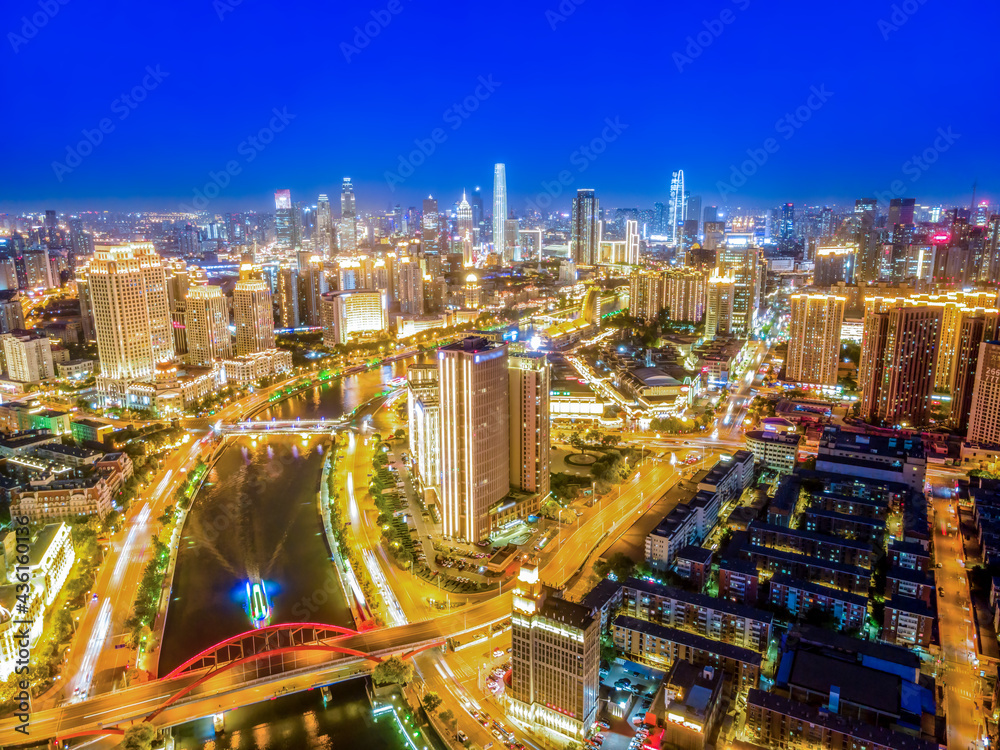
623, 577, 773, 624
819, 425, 925, 460
614, 615, 762, 667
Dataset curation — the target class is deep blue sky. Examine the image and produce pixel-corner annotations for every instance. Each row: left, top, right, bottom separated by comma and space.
3, 0, 998, 214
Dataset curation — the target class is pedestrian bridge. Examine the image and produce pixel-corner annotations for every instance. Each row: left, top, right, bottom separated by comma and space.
217, 418, 351, 434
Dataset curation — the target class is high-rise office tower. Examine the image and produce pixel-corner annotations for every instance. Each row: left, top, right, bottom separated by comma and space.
786, 294, 845, 386
887, 198, 916, 242
505, 218, 520, 262
570, 189, 601, 266
296, 252, 327, 326
508, 353, 550, 499
813, 247, 856, 287
625, 220, 640, 265
339, 179, 358, 254
438, 337, 509, 542
951, 310, 1000, 432
705, 273, 736, 337
277, 265, 300, 328
407, 364, 440, 499
509, 560, 600, 738
275, 190, 295, 249
779, 203, 795, 240
493, 164, 507, 253
854, 198, 880, 282
396, 256, 424, 315
184, 284, 232, 366
667, 170, 686, 246
716, 244, 761, 336
686, 195, 702, 237
87, 243, 174, 382
967, 342, 1000, 445
0, 291, 25, 334
234, 278, 275, 355
470, 187, 485, 242
457, 192, 474, 266
316, 194, 333, 255
422, 196, 439, 254
703, 205, 719, 226
652, 202, 666, 236
860, 305, 942, 426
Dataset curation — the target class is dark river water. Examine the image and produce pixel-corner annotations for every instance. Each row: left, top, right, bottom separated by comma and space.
160, 359, 431, 750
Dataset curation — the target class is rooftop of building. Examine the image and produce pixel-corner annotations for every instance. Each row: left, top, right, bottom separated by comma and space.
889, 539, 930, 557
745, 690, 938, 750
0, 431, 61, 450
33, 443, 103, 459
663, 660, 722, 723
745, 429, 802, 445
820, 425, 925, 460
26, 523, 67, 566
783, 649, 901, 716
768, 573, 868, 606
803, 507, 887, 529
674, 544, 713, 565
579, 578, 623, 612
885, 595, 934, 617
623, 577, 773, 623
887, 566, 934, 585
540, 588, 594, 631
72, 417, 111, 429
741, 543, 871, 578
748, 520, 871, 552
614, 614, 761, 666
439, 336, 505, 355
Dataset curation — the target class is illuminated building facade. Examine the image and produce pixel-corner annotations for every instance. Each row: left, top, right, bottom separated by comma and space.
705, 274, 735, 337
438, 337, 509, 541
786, 294, 845, 386
509, 561, 599, 739
233, 278, 275, 355
320, 289, 388, 347
509, 353, 550, 498
184, 284, 231, 366
87, 243, 173, 391
493, 164, 507, 259
570, 189, 601, 266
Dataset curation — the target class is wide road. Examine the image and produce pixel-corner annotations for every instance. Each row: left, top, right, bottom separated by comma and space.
0, 594, 514, 746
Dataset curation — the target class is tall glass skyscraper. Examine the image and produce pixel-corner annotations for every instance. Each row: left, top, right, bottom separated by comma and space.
667, 170, 686, 246
570, 189, 601, 265
339, 178, 357, 254
457, 191, 474, 266
493, 163, 507, 256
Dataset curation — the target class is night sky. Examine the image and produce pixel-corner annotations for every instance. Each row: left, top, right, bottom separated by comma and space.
3, 0, 998, 212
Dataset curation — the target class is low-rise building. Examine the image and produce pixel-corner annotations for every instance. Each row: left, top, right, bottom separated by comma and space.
739, 544, 871, 594
222, 348, 293, 387
745, 690, 938, 750
673, 545, 713, 590
659, 661, 724, 750
612, 615, 760, 698
71, 418, 115, 446
56, 359, 95, 380
718, 558, 760, 605
11, 474, 113, 523
744, 430, 801, 474
816, 426, 926, 492
888, 540, 931, 572
95, 452, 134, 495
622, 578, 772, 652
882, 596, 934, 647
748, 520, 874, 569
32, 443, 103, 468
0, 402, 72, 435
886, 566, 934, 606
767, 574, 868, 631
0, 431, 62, 457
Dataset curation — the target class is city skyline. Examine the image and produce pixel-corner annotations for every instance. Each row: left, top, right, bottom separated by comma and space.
3, 0, 997, 211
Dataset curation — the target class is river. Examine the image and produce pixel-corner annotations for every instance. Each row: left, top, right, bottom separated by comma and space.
160, 359, 421, 750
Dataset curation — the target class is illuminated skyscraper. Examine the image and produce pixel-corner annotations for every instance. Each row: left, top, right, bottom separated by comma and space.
457, 191, 474, 266
316, 194, 333, 255
277, 265, 300, 328
813, 246, 856, 286
493, 164, 507, 254
509, 560, 599, 738
184, 284, 231, 366
438, 337, 509, 541
509, 353, 550, 499
952, 310, 1000, 432
786, 294, 845, 386
570, 189, 601, 265
234, 278, 275, 355
860, 305, 942, 426
967, 343, 1000, 444
274, 189, 295, 249
705, 273, 735, 338
320, 289, 388, 347
625, 220, 640, 265
339, 179, 357, 254
422, 196, 439, 254
87, 243, 174, 384
667, 170, 686, 246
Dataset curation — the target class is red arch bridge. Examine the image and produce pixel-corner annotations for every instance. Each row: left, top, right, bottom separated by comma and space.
55, 622, 446, 744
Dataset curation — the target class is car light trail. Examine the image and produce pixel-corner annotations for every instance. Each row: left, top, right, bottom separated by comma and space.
363, 549, 407, 626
